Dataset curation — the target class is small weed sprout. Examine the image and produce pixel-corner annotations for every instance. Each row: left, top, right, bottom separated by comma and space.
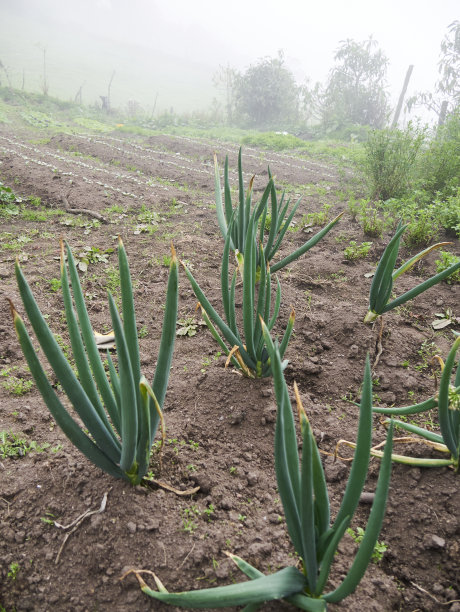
343, 241, 373, 261
1, 366, 34, 395
7, 562, 20, 581
0, 431, 48, 458
435, 251, 460, 285
346, 527, 387, 563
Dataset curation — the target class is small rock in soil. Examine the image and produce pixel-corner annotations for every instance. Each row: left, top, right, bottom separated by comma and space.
348, 344, 359, 358
219, 497, 234, 510
324, 456, 347, 482
192, 472, 212, 493
262, 403, 276, 424
424, 534, 446, 549
304, 360, 322, 374
229, 409, 245, 425
2, 527, 16, 543
248, 541, 272, 557
246, 471, 258, 486
360, 491, 376, 504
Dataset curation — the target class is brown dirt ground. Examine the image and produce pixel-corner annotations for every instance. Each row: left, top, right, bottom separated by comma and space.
0, 122, 459, 612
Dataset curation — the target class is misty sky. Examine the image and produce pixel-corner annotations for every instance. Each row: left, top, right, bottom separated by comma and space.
1, 0, 458, 119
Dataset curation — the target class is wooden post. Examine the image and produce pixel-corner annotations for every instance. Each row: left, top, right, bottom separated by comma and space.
391, 65, 414, 128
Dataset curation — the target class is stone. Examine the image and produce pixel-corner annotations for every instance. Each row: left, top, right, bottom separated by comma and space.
423, 534, 446, 549
324, 456, 347, 482
126, 521, 137, 534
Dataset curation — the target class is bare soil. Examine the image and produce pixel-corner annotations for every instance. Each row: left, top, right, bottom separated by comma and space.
0, 121, 459, 612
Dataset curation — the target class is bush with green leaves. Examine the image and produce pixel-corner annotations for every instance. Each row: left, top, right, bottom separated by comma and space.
343, 240, 373, 261
417, 110, 460, 200
376, 190, 460, 242
127, 331, 394, 610
362, 123, 425, 200
433, 189, 460, 237
183, 213, 294, 378
0, 180, 24, 218
365, 222, 460, 323
215, 149, 342, 274
435, 250, 460, 284
373, 334, 460, 471
11, 239, 178, 484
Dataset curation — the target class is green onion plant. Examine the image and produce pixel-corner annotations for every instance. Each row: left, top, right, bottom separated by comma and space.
214, 149, 343, 274
183, 214, 294, 378
372, 334, 460, 470
128, 327, 394, 610
10, 239, 178, 484
364, 221, 460, 323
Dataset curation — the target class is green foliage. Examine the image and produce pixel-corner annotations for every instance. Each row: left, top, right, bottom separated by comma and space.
176, 317, 202, 337
363, 124, 425, 200
346, 527, 388, 563
134, 342, 394, 609
407, 21, 460, 119
183, 212, 295, 378
7, 562, 20, 581
435, 251, 460, 284
0, 180, 24, 218
1, 370, 34, 395
73, 117, 115, 132
12, 239, 178, 484
377, 191, 459, 241
362, 113, 460, 239
433, 190, 460, 237
317, 38, 391, 131
182, 506, 201, 534
343, 241, 373, 261
418, 111, 460, 199
0, 431, 48, 458
303, 204, 333, 227
232, 51, 300, 129
73, 246, 114, 272
48, 278, 62, 293
357, 202, 389, 238
403, 209, 440, 246
214, 149, 342, 274
373, 335, 460, 470
365, 222, 460, 322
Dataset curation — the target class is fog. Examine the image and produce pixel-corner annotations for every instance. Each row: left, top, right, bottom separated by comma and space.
0, 0, 458, 121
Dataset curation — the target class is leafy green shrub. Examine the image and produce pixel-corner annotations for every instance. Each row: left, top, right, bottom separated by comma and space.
11, 239, 178, 484
358, 204, 387, 237
433, 190, 460, 237
343, 241, 373, 260
435, 251, 460, 284
0, 181, 24, 218
403, 209, 440, 246
363, 124, 425, 200
417, 110, 460, 200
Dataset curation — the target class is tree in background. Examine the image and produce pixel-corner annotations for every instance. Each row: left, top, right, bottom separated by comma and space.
314, 37, 390, 132
213, 64, 239, 125
408, 20, 460, 123
232, 51, 301, 129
